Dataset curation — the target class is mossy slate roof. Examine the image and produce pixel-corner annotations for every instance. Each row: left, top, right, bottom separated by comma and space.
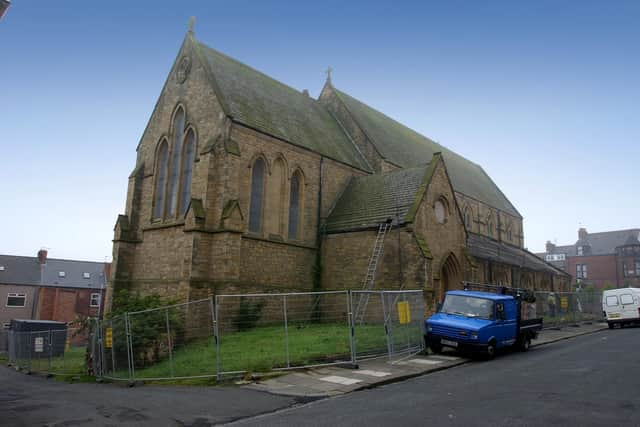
197, 42, 370, 171
333, 89, 521, 218
325, 165, 431, 233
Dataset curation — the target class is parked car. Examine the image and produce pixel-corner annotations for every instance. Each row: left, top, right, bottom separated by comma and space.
602, 287, 640, 329
425, 284, 542, 358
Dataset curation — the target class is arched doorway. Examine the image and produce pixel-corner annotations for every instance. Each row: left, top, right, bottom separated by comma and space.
439, 253, 462, 302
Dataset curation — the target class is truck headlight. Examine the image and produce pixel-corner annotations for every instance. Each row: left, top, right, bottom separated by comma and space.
471, 332, 478, 340
427, 325, 432, 332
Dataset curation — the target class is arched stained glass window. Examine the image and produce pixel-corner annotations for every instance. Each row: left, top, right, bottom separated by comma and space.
179, 129, 196, 216
167, 107, 185, 216
249, 158, 265, 233
153, 141, 169, 219
288, 173, 301, 240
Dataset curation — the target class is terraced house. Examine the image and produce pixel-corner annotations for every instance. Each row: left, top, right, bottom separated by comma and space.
106, 28, 568, 313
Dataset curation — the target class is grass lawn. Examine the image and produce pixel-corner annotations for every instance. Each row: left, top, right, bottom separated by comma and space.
110, 321, 423, 380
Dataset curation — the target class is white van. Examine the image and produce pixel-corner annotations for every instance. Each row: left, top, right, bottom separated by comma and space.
602, 288, 640, 329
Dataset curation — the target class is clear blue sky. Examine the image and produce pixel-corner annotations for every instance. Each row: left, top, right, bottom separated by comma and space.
1, 1, 638, 261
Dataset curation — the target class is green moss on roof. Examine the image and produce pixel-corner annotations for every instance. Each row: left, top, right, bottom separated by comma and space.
195, 41, 370, 171
325, 164, 432, 233
333, 88, 521, 218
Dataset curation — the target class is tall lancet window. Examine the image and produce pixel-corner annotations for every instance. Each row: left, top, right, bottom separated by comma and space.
179, 129, 196, 216
288, 172, 302, 240
249, 158, 265, 233
167, 107, 185, 217
153, 140, 169, 219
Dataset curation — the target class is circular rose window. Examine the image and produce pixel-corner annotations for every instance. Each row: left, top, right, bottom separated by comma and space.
434, 200, 447, 223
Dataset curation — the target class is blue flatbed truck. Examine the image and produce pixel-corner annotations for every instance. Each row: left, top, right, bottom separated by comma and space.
425, 283, 543, 358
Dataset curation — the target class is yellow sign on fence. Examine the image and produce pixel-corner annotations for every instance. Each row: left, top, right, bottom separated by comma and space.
397, 301, 411, 324
105, 327, 113, 348
560, 297, 568, 310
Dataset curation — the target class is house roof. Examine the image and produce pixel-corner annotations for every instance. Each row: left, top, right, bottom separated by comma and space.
0, 255, 107, 290
0, 255, 41, 286
195, 40, 371, 171
325, 161, 437, 233
42, 259, 107, 290
331, 88, 521, 218
543, 229, 640, 257
467, 233, 568, 276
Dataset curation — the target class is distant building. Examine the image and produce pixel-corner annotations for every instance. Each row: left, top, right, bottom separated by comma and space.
536, 228, 640, 290
0, 250, 108, 329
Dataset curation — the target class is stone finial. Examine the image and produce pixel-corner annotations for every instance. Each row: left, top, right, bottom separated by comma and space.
188, 16, 195, 34
325, 66, 333, 84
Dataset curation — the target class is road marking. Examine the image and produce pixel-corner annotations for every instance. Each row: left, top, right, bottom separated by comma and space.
319, 375, 362, 385
353, 370, 392, 377
407, 358, 443, 365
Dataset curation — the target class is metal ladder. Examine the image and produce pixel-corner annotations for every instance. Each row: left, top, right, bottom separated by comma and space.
354, 221, 392, 324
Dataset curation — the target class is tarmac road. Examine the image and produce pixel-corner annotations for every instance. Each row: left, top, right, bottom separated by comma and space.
232, 328, 638, 427
1, 327, 633, 426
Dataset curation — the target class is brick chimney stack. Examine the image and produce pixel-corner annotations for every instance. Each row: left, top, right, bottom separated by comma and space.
37, 248, 48, 265
578, 227, 588, 240
545, 241, 556, 253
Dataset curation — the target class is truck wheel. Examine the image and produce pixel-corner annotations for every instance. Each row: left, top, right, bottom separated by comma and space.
519, 337, 531, 352
608, 322, 614, 329
430, 343, 442, 354
486, 341, 496, 359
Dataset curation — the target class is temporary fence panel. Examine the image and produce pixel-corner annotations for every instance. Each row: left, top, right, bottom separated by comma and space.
125, 298, 216, 381
215, 291, 352, 378
351, 290, 425, 362
535, 291, 603, 327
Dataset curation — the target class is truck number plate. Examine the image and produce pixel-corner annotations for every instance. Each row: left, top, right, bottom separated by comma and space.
441, 339, 458, 348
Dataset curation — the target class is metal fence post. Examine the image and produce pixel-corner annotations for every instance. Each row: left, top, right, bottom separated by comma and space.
381, 291, 392, 361
214, 295, 221, 382
110, 319, 116, 377
165, 307, 174, 378
283, 295, 290, 368
124, 312, 134, 382
47, 329, 53, 374
347, 290, 357, 367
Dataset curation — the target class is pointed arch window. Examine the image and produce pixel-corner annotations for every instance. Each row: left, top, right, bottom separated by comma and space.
167, 107, 185, 217
487, 216, 494, 237
179, 129, 196, 216
288, 172, 302, 240
249, 158, 265, 233
463, 207, 472, 230
153, 140, 169, 220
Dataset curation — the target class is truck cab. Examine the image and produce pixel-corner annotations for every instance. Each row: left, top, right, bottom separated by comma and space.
425, 287, 542, 358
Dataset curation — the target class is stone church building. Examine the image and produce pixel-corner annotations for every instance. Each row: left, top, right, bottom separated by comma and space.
105, 29, 568, 313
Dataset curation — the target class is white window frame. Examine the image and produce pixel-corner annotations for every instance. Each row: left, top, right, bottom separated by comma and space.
90, 293, 101, 308
6, 292, 27, 308
83, 272, 91, 279
577, 246, 583, 256
2, 322, 10, 329
58, 271, 66, 278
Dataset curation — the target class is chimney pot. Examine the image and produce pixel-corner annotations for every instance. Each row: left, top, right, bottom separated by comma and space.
37, 249, 48, 265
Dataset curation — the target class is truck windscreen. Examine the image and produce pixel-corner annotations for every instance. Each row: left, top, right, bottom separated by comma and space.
441, 295, 494, 320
